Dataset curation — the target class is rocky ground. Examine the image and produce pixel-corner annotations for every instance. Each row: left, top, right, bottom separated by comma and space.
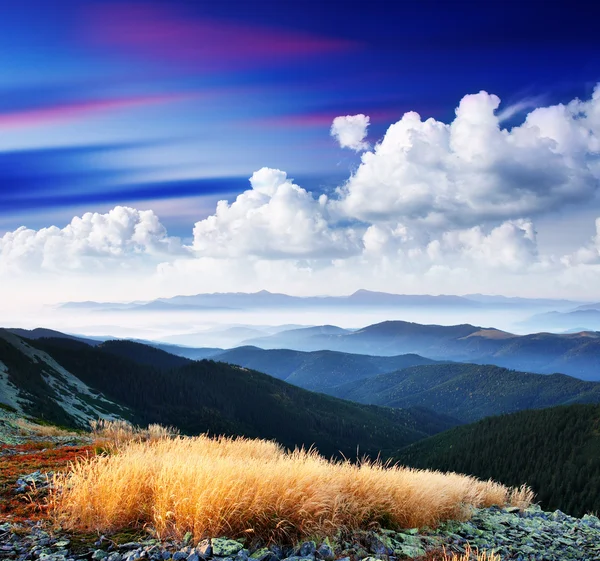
2, 410, 600, 561
2, 507, 600, 561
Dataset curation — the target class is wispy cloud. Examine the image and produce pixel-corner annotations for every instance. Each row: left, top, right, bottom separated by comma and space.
0, 94, 190, 130
83, 3, 359, 69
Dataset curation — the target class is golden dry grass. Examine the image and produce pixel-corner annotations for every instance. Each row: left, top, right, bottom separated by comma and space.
51, 433, 533, 543
90, 419, 179, 449
435, 544, 501, 561
15, 418, 78, 438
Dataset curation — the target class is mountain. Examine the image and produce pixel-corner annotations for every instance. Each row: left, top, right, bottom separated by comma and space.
97, 340, 193, 370
574, 303, 600, 311
329, 363, 600, 422
241, 320, 600, 381
240, 325, 353, 349
59, 290, 586, 312
213, 346, 438, 391
7, 326, 224, 361
59, 290, 485, 312
397, 404, 600, 517
521, 310, 600, 331
464, 294, 585, 309
0, 330, 129, 427
6, 327, 101, 346
1, 333, 457, 458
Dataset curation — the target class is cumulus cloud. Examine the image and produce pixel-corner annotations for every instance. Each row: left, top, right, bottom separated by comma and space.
5, 86, 600, 303
563, 217, 600, 266
192, 167, 361, 259
0, 206, 183, 273
330, 114, 370, 151
337, 86, 600, 228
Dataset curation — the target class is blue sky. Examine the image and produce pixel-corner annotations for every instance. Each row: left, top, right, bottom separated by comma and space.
1, 0, 600, 306
2, 0, 598, 235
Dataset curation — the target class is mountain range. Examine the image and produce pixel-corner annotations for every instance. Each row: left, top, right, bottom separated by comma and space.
0, 330, 456, 458
59, 290, 584, 312
237, 320, 600, 381
4, 325, 600, 518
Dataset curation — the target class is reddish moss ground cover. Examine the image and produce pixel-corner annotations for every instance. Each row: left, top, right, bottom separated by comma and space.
0, 443, 94, 523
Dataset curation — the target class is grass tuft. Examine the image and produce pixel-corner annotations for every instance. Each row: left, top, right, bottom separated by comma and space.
90, 419, 180, 449
52, 433, 532, 543
424, 544, 501, 560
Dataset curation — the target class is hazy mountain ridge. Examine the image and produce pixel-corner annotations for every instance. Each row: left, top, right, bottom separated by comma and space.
59, 289, 586, 312
212, 346, 439, 391
242, 320, 600, 380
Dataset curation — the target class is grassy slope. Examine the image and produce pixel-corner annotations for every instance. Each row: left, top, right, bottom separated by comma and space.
329, 363, 600, 422
397, 404, 600, 517
31, 338, 458, 459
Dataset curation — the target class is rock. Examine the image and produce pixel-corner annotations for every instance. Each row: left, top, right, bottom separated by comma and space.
366, 534, 395, 556
187, 553, 200, 561
197, 540, 212, 558
316, 543, 334, 561
250, 548, 270, 561
212, 540, 243, 558
173, 553, 188, 561
92, 551, 108, 561
269, 545, 287, 560
107, 554, 122, 561
296, 543, 316, 558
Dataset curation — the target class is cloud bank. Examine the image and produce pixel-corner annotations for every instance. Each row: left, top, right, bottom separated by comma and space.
0, 207, 183, 273
3, 85, 600, 302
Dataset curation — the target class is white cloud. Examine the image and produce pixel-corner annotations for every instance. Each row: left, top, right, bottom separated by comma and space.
5, 86, 600, 305
192, 167, 361, 259
330, 114, 370, 151
563, 217, 600, 266
0, 206, 183, 273
337, 87, 600, 229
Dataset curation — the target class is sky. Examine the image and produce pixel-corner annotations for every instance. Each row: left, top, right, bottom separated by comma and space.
1, 0, 600, 309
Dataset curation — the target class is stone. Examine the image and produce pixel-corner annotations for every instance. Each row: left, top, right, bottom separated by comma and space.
197, 540, 212, 558
187, 553, 200, 561
92, 551, 109, 561
316, 543, 334, 561
296, 543, 316, 558
173, 553, 188, 561
212, 540, 243, 558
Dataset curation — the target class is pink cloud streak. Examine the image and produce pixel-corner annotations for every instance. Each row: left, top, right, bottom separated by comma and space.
253, 108, 413, 129
0, 94, 189, 130
84, 3, 358, 69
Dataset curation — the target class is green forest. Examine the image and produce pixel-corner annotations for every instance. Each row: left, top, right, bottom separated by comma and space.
397, 404, 600, 517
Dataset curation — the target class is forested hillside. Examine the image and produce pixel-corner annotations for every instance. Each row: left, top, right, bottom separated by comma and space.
330, 363, 600, 422
213, 346, 437, 391
397, 404, 600, 517
24, 337, 458, 458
